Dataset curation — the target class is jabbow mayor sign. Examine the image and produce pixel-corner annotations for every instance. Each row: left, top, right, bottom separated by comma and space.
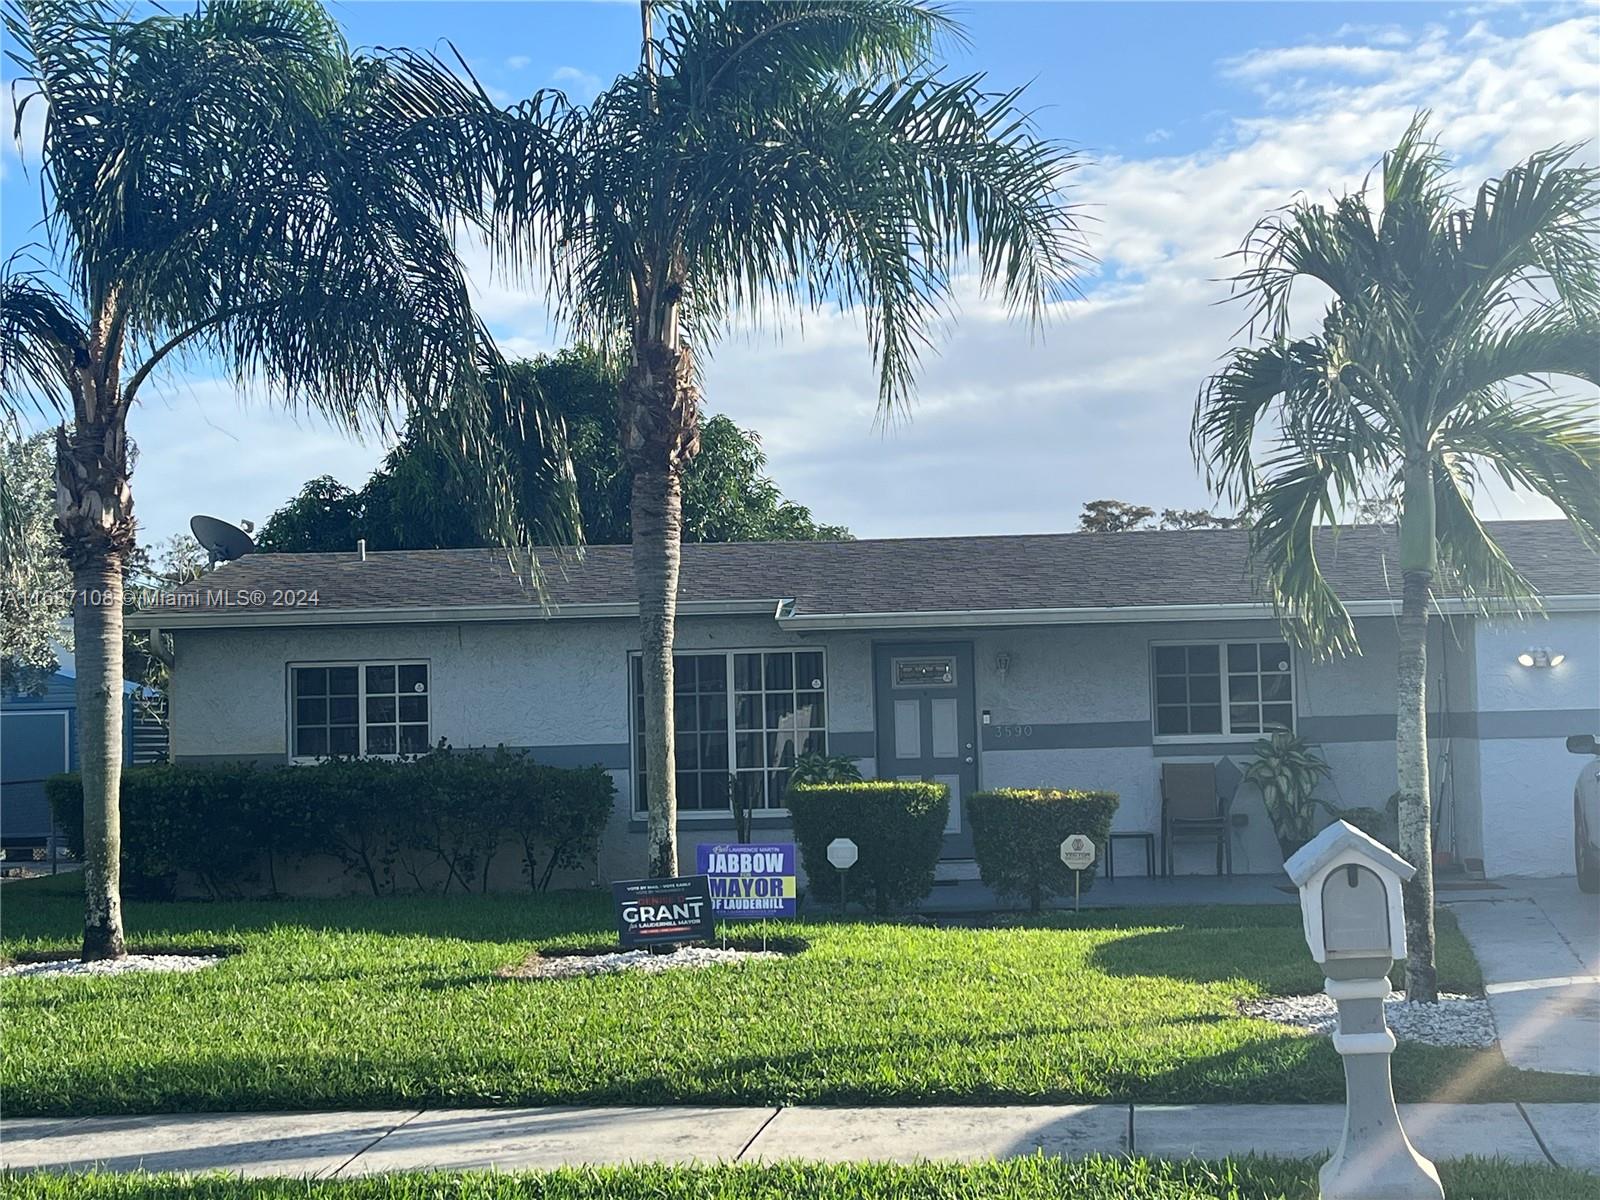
612, 875, 715, 948
695, 842, 797, 919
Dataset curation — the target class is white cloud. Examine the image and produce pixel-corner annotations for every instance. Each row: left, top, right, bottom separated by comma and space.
550, 65, 603, 102
505, 54, 531, 70
1224, 44, 1403, 80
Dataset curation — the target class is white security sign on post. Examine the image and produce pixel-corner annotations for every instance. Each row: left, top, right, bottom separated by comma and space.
1059, 835, 1095, 870
1060, 834, 1096, 912
827, 837, 858, 915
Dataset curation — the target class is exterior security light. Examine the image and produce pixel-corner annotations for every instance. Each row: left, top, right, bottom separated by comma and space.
1518, 651, 1537, 667
1518, 648, 1563, 669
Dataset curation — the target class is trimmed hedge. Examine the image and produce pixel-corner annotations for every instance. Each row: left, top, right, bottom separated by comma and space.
788, 781, 948, 913
969, 788, 1120, 911
47, 748, 613, 898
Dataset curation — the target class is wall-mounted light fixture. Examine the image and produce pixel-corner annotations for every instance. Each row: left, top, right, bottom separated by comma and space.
1517, 648, 1565, 669
994, 652, 1013, 679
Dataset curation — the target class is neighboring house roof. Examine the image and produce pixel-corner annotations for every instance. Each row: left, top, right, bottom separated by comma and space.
130, 519, 1599, 630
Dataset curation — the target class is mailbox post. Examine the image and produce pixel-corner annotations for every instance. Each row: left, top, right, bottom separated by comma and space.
1283, 821, 1443, 1200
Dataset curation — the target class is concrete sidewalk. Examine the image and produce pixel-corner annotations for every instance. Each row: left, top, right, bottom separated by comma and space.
1444, 879, 1600, 1076
4, 1102, 1595, 1177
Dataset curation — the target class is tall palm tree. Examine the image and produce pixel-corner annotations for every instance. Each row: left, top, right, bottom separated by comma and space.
1194, 116, 1600, 1001
442, 0, 1086, 877
0, 0, 574, 959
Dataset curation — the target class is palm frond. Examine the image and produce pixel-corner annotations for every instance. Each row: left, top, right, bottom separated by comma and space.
1430, 454, 1538, 615
0, 262, 82, 418
1438, 394, 1600, 547
1455, 141, 1600, 317
1243, 456, 1360, 658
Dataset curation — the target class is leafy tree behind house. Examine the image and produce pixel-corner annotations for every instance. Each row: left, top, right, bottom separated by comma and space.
1193, 116, 1600, 1002
1077, 499, 1246, 533
257, 350, 849, 551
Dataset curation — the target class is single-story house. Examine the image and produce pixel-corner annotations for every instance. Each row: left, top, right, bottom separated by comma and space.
128, 519, 1599, 881
1, 657, 167, 850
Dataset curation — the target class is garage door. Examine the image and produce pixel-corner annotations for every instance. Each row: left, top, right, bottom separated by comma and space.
1, 710, 70, 845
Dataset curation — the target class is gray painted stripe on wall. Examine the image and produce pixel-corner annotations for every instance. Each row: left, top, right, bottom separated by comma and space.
830, 731, 875, 757
1300, 715, 1395, 744
1450, 709, 1599, 740
175, 753, 283, 767
982, 721, 1150, 751
178, 743, 632, 771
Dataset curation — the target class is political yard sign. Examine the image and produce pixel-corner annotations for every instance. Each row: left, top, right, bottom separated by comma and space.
612, 875, 715, 948
696, 843, 798, 919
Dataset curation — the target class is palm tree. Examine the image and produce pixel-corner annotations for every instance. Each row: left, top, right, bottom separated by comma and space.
1194, 116, 1600, 1001
443, 0, 1086, 877
0, 0, 573, 959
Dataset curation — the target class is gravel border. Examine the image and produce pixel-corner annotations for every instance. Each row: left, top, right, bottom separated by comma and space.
1240, 991, 1497, 1048
0, 954, 225, 979
502, 945, 785, 980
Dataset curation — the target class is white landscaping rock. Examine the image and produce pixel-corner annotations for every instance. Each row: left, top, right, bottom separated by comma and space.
515, 945, 782, 980
0, 954, 223, 979
1240, 991, 1496, 1048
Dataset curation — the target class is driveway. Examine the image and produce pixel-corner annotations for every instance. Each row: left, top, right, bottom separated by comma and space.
1443, 878, 1600, 1076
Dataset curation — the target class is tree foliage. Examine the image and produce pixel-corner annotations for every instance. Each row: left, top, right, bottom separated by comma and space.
1, 426, 70, 695
256, 350, 849, 551
1077, 499, 1245, 533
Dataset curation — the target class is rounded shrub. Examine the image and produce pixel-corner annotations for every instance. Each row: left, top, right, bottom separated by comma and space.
968, 788, 1120, 911
787, 780, 948, 913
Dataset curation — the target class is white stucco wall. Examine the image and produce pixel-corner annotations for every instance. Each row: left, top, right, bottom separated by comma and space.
166, 601, 1599, 885
1472, 611, 1600, 877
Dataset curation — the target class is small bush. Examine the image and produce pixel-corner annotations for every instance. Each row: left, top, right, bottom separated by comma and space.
788, 780, 948, 913
501, 757, 615, 891
969, 788, 1120, 911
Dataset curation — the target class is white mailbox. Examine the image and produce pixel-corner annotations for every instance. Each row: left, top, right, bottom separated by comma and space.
1283, 820, 1414, 964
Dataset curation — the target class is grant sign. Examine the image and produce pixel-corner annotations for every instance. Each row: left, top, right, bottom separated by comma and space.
696, 843, 797, 919
612, 875, 715, 948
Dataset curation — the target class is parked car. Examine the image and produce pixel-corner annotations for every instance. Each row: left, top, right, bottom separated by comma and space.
1570, 734, 1600, 894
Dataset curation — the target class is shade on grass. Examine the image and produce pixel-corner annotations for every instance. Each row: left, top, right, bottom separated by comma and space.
3, 1159, 1595, 1200
2, 876, 1593, 1113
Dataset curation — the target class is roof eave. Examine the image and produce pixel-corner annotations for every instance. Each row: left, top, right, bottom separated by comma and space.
775, 593, 1600, 632
126, 598, 782, 631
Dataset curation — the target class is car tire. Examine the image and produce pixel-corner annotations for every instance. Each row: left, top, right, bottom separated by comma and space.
1578, 804, 1600, 894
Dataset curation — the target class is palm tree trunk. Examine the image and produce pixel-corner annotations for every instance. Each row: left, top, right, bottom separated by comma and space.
57, 354, 135, 960
73, 557, 128, 960
634, 465, 681, 878
1397, 462, 1438, 1003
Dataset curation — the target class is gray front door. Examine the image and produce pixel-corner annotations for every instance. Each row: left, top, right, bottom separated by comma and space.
873, 641, 978, 857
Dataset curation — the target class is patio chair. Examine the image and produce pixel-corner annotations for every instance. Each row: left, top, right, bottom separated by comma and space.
1161, 761, 1234, 878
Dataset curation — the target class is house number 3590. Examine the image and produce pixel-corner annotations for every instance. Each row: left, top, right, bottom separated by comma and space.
990, 724, 1034, 739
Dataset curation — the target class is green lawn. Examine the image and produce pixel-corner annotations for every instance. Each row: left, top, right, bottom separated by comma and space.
3, 875, 1594, 1114
4, 1159, 1595, 1200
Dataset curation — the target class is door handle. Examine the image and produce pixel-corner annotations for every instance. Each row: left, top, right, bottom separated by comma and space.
964, 755, 974, 764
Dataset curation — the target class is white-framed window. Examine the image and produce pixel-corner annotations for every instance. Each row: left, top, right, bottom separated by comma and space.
1151, 640, 1294, 740
289, 661, 430, 760
631, 648, 827, 815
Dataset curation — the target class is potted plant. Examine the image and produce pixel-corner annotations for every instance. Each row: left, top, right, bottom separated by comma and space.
1243, 732, 1332, 859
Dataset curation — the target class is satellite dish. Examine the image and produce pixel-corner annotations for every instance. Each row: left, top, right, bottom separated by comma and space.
190, 515, 255, 567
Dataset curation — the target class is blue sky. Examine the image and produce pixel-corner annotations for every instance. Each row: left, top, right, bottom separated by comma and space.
3, 1, 1595, 545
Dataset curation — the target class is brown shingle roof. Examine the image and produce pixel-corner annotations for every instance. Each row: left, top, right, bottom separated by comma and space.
147, 519, 1598, 620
